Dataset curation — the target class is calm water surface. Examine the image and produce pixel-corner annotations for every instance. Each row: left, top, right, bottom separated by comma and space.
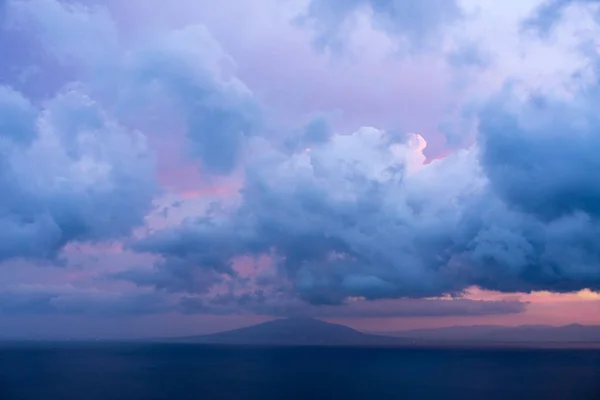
0, 344, 599, 399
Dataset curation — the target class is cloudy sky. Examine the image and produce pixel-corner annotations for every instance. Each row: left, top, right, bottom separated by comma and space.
1, 0, 600, 339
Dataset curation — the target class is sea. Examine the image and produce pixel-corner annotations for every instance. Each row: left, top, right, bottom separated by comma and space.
0, 343, 599, 399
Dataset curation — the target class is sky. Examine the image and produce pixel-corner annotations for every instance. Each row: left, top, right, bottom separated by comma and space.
1, 0, 600, 340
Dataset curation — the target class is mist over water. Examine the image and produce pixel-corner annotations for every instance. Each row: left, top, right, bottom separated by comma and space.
0, 344, 599, 400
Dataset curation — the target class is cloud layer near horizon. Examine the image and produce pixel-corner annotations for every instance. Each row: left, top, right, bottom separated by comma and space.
1, 0, 600, 325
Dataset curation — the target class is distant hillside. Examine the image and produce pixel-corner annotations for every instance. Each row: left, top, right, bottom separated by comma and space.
156, 319, 600, 347
166, 317, 406, 346
387, 324, 600, 343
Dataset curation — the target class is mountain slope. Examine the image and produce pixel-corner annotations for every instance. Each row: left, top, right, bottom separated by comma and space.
170, 317, 404, 346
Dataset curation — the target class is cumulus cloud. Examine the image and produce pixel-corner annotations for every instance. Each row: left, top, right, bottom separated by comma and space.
446, 42, 491, 70
4, 0, 600, 322
479, 89, 600, 221
523, 0, 600, 36
6, 0, 260, 175
6, 0, 120, 65
122, 128, 479, 303
0, 85, 155, 262
0, 0, 261, 262
298, 0, 462, 51
122, 72, 600, 304
284, 114, 334, 152
119, 25, 260, 174
461, 87, 600, 293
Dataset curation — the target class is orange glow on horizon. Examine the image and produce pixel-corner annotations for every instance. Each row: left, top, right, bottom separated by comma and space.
462, 286, 600, 304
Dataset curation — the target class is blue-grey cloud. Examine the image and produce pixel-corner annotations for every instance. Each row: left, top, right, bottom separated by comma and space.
122, 25, 261, 174
0, 0, 263, 262
4, 0, 600, 320
121, 73, 600, 303
0, 1, 73, 99
523, 0, 600, 36
6, 0, 120, 66
298, 0, 462, 51
112, 259, 226, 295
458, 86, 600, 293
7, 0, 261, 175
123, 130, 478, 304
0, 86, 156, 262
284, 114, 334, 152
0, 283, 525, 318
178, 293, 527, 318
478, 87, 600, 221
0, 86, 36, 144
0, 285, 170, 316
446, 43, 491, 70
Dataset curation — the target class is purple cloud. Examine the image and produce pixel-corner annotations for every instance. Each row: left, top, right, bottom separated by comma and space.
178, 295, 526, 318
298, 0, 462, 51
2, 0, 600, 335
124, 80, 600, 302
0, 86, 156, 262
523, 0, 600, 36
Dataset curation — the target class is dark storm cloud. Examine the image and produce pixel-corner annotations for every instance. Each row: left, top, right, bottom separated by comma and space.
298, 0, 462, 51
478, 89, 600, 221
457, 87, 600, 294
122, 129, 476, 303
123, 74, 600, 302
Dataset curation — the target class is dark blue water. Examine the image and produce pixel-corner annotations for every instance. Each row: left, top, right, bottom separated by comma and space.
0, 344, 599, 399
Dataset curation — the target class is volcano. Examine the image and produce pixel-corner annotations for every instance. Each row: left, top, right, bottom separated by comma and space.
171, 317, 404, 346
